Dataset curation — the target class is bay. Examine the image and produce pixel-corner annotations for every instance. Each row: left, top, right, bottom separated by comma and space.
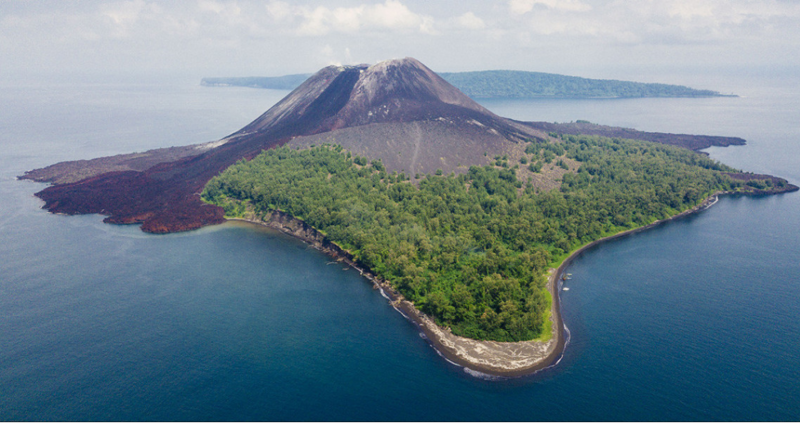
1, 74, 798, 421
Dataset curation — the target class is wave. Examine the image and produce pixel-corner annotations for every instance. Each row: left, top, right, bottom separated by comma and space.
463, 367, 506, 381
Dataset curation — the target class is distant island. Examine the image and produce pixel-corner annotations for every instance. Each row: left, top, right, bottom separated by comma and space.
201, 69, 735, 99
202, 74, 312, 91
24, 58, 790, 377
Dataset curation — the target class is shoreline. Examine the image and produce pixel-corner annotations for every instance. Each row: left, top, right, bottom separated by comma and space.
225, 191, 729, 378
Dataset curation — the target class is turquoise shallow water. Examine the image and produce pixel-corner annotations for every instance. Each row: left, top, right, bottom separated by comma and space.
1, 75, 798, 421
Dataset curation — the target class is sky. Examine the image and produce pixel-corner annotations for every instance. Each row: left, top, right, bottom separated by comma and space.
2, 0, 799, 83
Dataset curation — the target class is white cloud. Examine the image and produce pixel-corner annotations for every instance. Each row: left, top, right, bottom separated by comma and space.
503, 0, 800, 45
455, 12, 486, 30
100, 0, 148, 36
509, 0, 591, 14
266, 0, 436, 36
265, 1, 292, 20
367, 0, 427, 30
2, 0, 800, 78
198, 0, 242, 19
319, 45, 356, 66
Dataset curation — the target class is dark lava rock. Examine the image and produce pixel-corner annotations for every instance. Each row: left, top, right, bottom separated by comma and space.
23, 58, 542, 233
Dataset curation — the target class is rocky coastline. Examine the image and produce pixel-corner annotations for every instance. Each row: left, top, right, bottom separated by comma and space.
224, 187, 795, 378
229, 210, 566, 377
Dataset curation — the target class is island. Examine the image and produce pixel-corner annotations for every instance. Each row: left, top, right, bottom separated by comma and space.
22, 58, 795, 377
201, 69, 735, 99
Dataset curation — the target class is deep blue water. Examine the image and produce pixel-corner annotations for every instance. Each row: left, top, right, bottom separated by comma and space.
1, 75, 799, 421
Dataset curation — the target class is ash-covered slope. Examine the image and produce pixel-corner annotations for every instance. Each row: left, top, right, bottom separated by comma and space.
253, 58, 542, 176
22, 57, 766, 233
236, 57, 536, 141
22, 58, 542, 233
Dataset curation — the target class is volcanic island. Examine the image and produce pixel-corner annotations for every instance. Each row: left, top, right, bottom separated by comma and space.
21, 58, 798, 377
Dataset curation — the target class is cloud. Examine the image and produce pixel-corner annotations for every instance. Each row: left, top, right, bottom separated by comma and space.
100, 0, 151, 37
626, 0, 800, 43
266, 1, 292, 20
265, 0, 437, 36
454, 12, 486, 30
198, 0, 241, 16
2, 0, 800, 77
503, 0, 800, 44
319, 45, 356, 66
509, 0, 591, 14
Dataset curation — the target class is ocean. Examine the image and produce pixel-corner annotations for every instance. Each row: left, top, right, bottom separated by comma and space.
1, 72, 798, 421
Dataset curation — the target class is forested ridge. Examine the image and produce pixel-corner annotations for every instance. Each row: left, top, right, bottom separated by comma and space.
202, 135, 750, 342
201, 70, 731, 98
438, 70, 730, 98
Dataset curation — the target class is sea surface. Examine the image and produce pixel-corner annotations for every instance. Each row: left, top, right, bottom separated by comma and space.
1, 73, 799, 421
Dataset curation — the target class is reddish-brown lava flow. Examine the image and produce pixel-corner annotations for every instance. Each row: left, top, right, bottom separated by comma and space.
23, 58, 796, 234
24, 58, 543, 233
32, 130, 290, 233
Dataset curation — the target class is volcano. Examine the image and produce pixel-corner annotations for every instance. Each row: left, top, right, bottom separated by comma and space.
21, 58, 546, 233
21, 57, 744, 233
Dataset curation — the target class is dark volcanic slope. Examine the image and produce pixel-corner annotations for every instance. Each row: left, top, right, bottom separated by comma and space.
20, 143, 218, 185
236, 58, 537, 141
24, 58, 543, 233
282, 59, 545, 175
22, 57, 765, 234
523, 121, 746, 151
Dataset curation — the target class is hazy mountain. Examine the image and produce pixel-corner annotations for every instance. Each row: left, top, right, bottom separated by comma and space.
202, 69, 734, 99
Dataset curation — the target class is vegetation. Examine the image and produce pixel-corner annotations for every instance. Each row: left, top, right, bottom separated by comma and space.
202, 135, 744, 342
201, 70, 732, 99
438, 70, 731, 98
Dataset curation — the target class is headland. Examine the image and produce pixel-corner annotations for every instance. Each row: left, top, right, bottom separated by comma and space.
18, 57, 798, 378
221, 187, 790, 378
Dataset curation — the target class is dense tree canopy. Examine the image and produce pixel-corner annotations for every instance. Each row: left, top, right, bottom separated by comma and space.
202, 135, 743, 342
200, 71, 728, 99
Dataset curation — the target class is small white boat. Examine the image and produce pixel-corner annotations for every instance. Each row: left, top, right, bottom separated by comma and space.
562, 287, 570, 291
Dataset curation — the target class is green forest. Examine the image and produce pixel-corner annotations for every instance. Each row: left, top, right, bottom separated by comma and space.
201, 70, 730, 98
201, 135, 745, 342
438, 70, 729, 98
